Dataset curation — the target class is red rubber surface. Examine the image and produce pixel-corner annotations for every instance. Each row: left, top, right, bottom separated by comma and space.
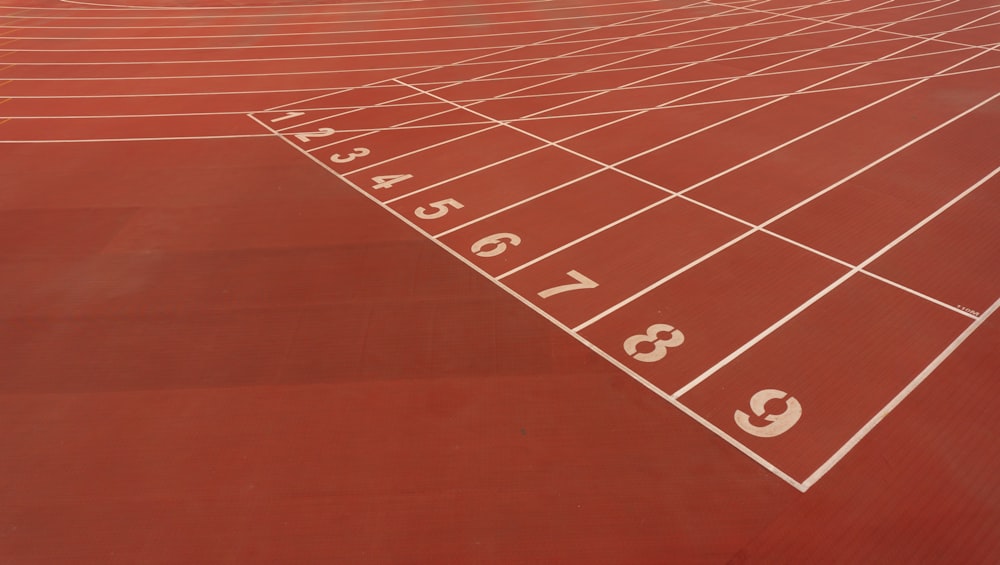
1, 0, 998, 562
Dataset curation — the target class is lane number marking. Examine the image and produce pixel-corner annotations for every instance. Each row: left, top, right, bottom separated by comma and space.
330, 147, 371, 164
270, 111, 304, 123
293, 127, 336, 142
538, 269, 598, 299
734, 389, 802, 438
623, 323, 685, 363
415, 198, 463, 219
372, 174, 412, 190
471, 233, 521, 258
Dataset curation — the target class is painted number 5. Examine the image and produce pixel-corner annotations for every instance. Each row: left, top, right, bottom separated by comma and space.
623, 323, 684, 363
415, 198, 463, 219
734, 389, 802, 438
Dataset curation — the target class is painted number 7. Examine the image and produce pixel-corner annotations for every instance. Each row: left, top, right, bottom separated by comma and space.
538, 270, 598, 299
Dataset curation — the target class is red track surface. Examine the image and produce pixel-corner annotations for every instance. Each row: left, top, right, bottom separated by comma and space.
1, 0, 998, 562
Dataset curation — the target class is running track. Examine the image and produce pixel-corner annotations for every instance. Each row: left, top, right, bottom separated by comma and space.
1, 0, 998, 562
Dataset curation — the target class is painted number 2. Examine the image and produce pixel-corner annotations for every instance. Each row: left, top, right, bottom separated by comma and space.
293, 127, 335, 142
623, 324, 685, 363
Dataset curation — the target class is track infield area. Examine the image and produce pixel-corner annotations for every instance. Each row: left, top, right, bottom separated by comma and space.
1, 0, 999, 562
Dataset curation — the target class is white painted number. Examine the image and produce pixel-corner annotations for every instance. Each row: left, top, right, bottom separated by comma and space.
734, 389, 802, 438
415, 198, 463, 219
538, 270, 598, 299
623, 323, 685, 363
270, 111, 304, 123
330, 147, 371, 164
471, 233, 521, 258
293, 127, 336, 142
371, 174, 412, 190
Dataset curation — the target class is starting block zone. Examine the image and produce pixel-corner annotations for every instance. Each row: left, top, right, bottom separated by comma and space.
244, 0, 1000, 491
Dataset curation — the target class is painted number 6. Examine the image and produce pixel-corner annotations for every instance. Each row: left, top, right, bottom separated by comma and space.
415, 198, 463, 219
623, 323, 685, 363
471, 233, 521, 257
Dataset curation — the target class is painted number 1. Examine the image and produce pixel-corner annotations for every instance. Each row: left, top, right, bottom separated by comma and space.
269, 111, 304, 123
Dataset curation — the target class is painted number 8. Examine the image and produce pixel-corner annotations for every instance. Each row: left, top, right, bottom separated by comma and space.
623, 323, 685, 363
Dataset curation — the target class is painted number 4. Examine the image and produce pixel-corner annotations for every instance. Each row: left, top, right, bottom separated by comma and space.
623, 324, 684, 363
371, 174, 412, 190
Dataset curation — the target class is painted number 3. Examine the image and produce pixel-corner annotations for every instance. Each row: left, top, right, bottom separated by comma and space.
623, 323, 685, 363
330, 147, 370, 163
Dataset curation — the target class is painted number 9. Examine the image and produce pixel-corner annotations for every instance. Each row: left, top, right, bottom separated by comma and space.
623, 323, 685, 363
734, 389, 802, 438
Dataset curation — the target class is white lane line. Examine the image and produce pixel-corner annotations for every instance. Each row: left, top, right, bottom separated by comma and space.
10, 0, 894, 31
516, 0, 909, 127
0, 7, 749, 39
801, 294, 1000, 489
269, 2, 714, 136
8, 59, 999, 121
315, 1, 844, 186
524, 27, 995, 331
465, 4, 952, 278
245, 109, 809, 493
4, 60, 996, 142
10, 0, 674, 21
60, 0, 423, 8
0, 0, 731, 143
340, 0, 963, 239
573, 61, 999, 334
1, 3, 969, 68
11, 0, 953, 53
343, 124, 503, 173
0, 33, 964, 84
0, 132, 278, 142
5, 44, 990, 119
708, 0, 1000, 52
673, 160, 1000, 398
9, 0, 878, 40
273, 1, 759, 145
616, 6, 997, 187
